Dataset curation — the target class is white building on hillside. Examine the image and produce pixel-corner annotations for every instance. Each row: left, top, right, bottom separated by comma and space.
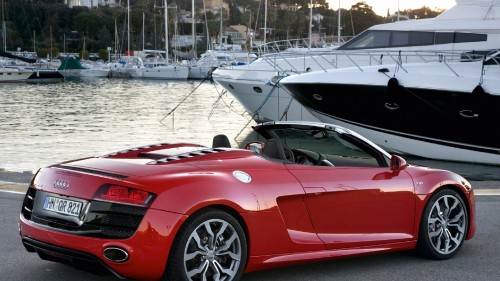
65, 0, 121, 8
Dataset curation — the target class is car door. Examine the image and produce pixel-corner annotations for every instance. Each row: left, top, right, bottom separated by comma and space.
287, 165, 416, 250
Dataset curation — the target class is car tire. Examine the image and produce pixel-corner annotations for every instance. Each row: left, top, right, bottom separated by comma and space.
416, 188, 468, 260
163, 208, 247, 281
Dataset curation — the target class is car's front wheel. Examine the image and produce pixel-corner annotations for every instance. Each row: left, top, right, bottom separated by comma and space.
164, 209, 247, 281
416, 189, 468, 260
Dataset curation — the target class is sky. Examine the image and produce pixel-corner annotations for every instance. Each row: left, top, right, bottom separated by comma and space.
327, 0, 457, 16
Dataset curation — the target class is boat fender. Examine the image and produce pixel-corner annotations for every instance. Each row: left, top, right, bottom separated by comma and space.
385, 77, 401, 110
459, 85, 489, 118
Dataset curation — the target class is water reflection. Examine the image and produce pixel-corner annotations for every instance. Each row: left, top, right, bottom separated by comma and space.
0, 79, 255, 172
1, 79, 498, 182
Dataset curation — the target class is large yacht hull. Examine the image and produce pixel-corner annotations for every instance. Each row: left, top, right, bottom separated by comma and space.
280, 60, 500, 165
212, 67, 319, 122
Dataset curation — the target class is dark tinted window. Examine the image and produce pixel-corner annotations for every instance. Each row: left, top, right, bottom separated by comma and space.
338, 30, 487, 50
391, 31, 409, 46
455, 32, 487, 43
338, 30, 391, 49
409, 31, 435, 45
435, 32, 454, 44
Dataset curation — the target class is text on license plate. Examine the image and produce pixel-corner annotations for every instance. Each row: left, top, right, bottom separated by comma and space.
43, 196, 83, 217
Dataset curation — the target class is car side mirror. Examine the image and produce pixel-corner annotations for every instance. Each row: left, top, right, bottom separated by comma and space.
390, 155, 408, 172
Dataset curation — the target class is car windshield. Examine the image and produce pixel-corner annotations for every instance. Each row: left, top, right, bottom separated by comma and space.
270, 127, 388, 167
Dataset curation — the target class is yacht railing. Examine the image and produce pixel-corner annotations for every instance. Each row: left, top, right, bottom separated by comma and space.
219, 48, 500, 77
251, 36, 350, 55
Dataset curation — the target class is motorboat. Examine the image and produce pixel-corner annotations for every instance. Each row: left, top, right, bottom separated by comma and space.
79, 61, 111, 78
188, 50, 257, 79
212, 39, 339, 122
279, 50, 500, 165
212, 0, 500, 123
0, 66, 33, 82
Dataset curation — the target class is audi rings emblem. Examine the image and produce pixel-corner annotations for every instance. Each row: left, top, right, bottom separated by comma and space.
53, 179, 70, 190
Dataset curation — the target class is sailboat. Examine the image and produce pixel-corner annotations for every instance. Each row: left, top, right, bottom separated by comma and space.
130, 0, 188, 80
187, 1, 257, 79
211, 0, 338, 121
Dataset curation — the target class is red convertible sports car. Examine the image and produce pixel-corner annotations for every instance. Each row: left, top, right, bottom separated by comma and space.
20, 121, 476, 281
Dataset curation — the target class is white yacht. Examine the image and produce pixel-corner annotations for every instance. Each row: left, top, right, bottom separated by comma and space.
0, 66, 33, 82
280, 50, 500, 165
212, 0, 500, 123
188, 50, 257, 80
129, 52, 189, 80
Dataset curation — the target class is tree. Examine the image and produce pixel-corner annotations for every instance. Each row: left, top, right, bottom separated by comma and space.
405, 6, 443, 19
347, 2, 384, 36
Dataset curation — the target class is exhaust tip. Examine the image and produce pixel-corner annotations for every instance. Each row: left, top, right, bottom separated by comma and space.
103, 247, 129, 263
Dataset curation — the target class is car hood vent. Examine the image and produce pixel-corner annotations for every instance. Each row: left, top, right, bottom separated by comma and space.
52, 164, 129, 179
148, 148, 230, 165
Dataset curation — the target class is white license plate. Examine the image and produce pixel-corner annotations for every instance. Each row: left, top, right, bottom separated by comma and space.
43, 196, 83, 217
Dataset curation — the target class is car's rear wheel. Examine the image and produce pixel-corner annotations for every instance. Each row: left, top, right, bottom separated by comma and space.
164, 209, 247, 281
417, 189, 468, 259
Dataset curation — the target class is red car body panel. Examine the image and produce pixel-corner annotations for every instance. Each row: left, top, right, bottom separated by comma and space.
19, 130, 476, 280
20, 209, 186, 280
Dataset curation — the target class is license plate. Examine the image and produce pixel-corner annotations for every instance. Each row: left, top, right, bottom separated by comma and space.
43, 196, 83, 217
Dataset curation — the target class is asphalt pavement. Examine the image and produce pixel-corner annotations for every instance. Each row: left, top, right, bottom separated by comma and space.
2, 192, 499, 281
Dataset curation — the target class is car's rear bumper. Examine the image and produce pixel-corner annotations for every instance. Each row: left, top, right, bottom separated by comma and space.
20, 209, 187, 280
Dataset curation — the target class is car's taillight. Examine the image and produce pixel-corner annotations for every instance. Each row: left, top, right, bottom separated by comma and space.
93, 185, 156, 207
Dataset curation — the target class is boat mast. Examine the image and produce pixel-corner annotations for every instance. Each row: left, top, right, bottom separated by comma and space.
142, 12, 145, 51
308, 0, 312, 48
2, 0, 6, 51
114, 18, 119, 55
127, 0, 130, 55
164, 0, 169, 61
264, 0, 267, 45
50, 25, 53, 60
219, 5, 222, 47
192, 0, 196, 58
202, 0, 210, 50
338, 0, 341, 45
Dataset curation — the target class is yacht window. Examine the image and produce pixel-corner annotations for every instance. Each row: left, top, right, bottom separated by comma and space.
455, 32, 487, 43
435, 32, 454, 44
391, 31, 409, 46
338, 30, 391, 49
339, 30, 487, 50
409, 31, 435, 45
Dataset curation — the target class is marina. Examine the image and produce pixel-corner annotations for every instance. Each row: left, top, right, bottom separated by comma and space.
0, 79, 255, 173
1, 78, 499, 183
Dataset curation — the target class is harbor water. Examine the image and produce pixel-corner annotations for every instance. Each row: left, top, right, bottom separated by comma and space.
0, 79, 255, 173
0, 78, 499, 182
